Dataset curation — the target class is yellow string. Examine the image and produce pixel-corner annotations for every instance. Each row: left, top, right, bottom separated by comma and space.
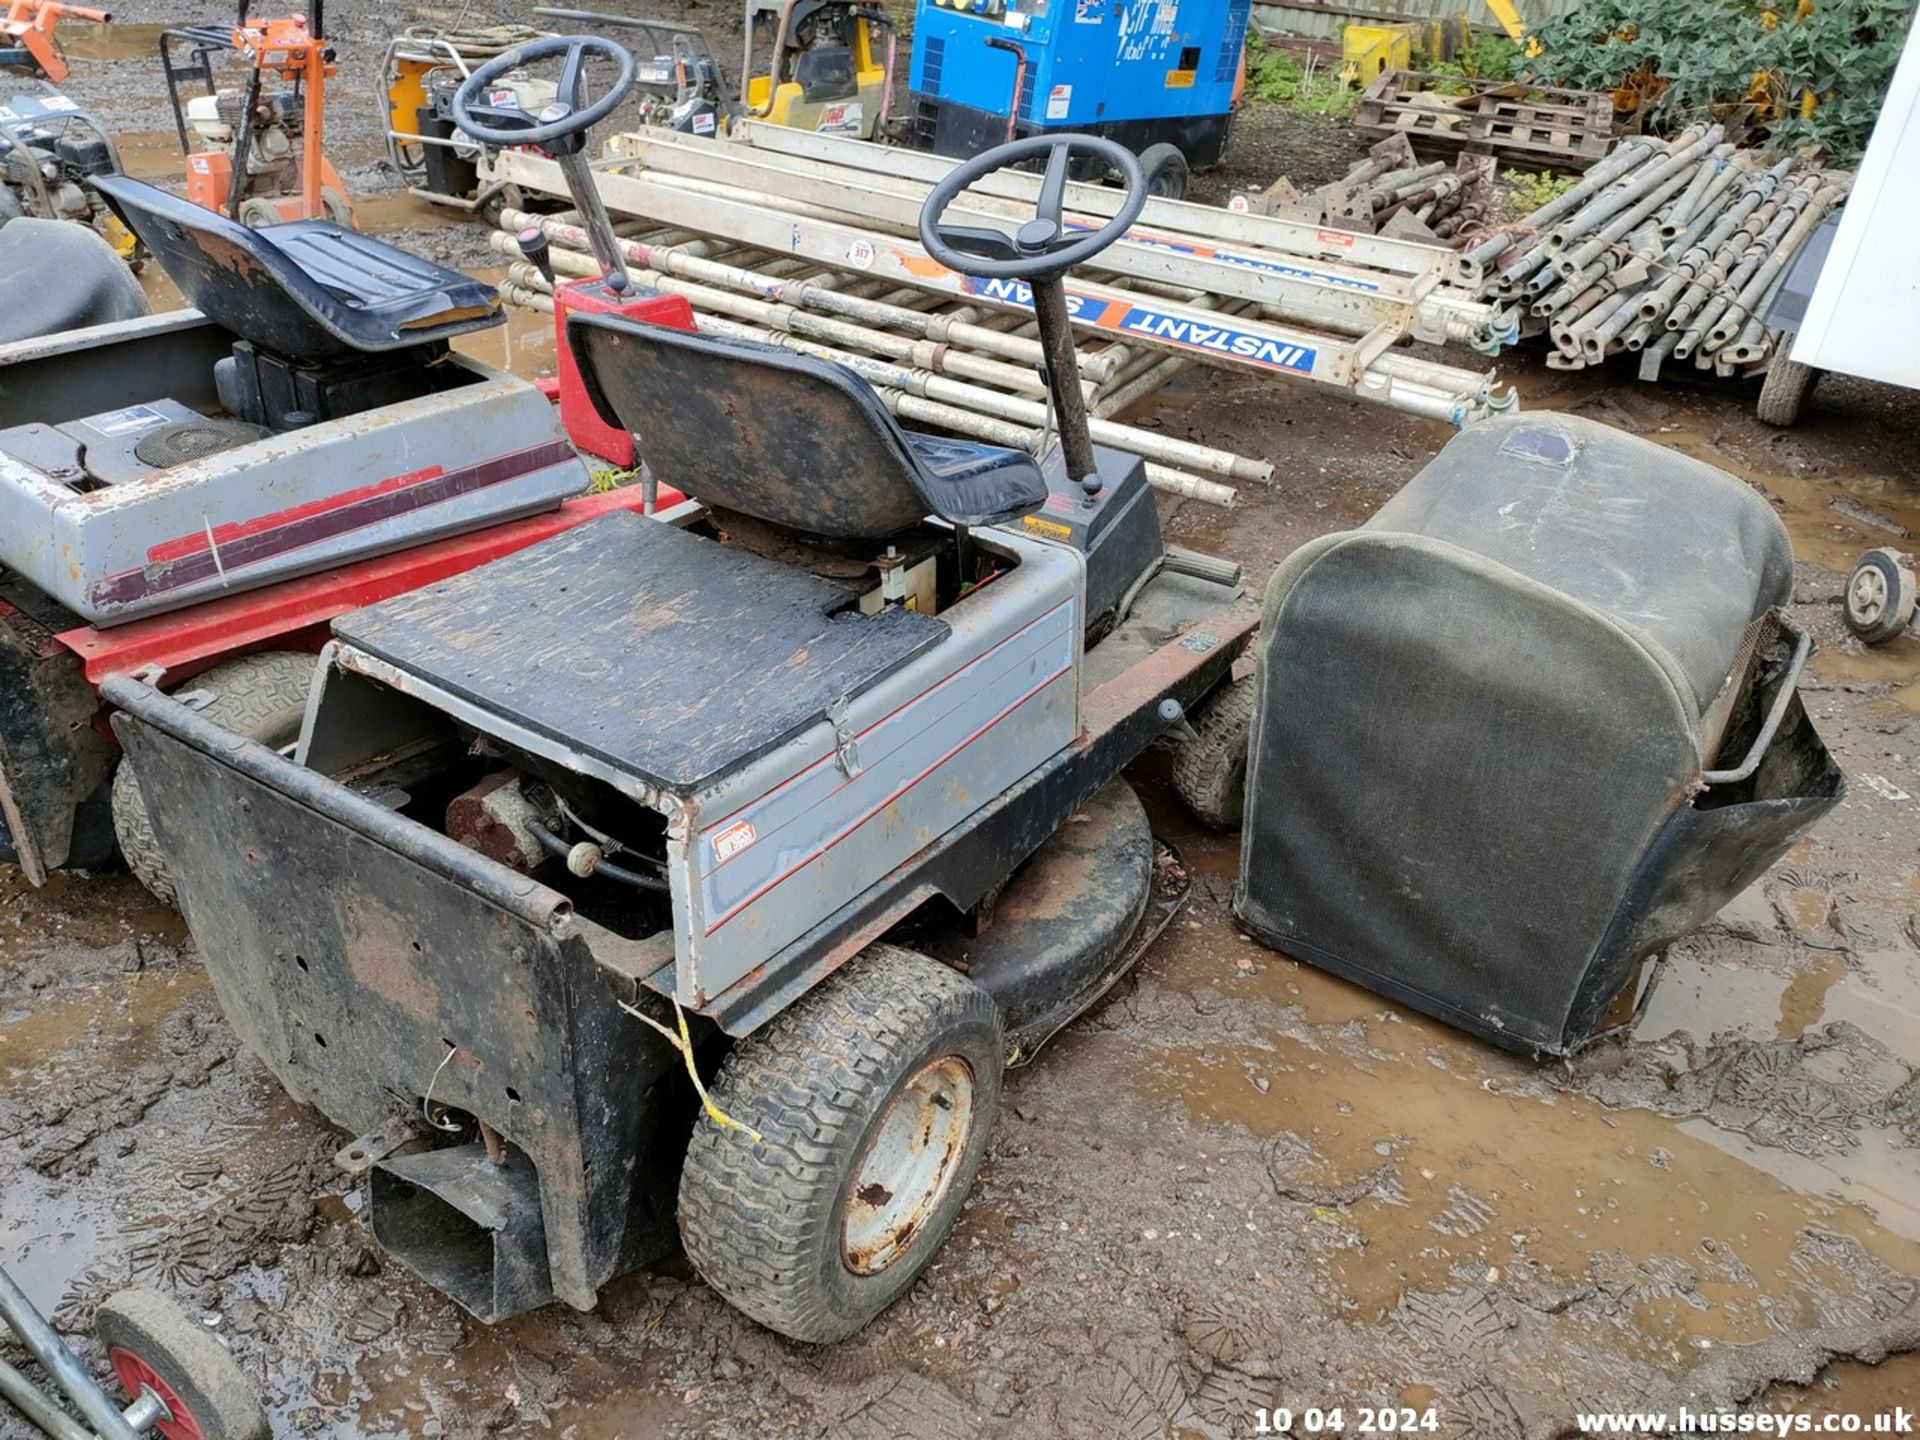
619, 994, 762, 1143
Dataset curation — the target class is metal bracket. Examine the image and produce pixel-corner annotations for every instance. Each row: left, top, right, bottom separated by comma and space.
826, 695, 863, 778
334, 1112, 428, 1177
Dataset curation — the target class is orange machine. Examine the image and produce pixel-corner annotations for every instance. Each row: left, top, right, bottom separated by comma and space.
2, 0, 111, 84
159, 0, 351, 227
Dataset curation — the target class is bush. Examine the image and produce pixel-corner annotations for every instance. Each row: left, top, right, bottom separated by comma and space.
1243, 31, 1362, 116
1530, 0, 1915, 160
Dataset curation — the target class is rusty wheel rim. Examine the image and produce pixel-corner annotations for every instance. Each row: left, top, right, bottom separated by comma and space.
842, 1056, 975, 1276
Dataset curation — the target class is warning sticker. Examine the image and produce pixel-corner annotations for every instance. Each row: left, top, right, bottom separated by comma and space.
81, 404, 172, 437
1022, 515, 1074, 540
1045, 84, 1072, 119
817, 101, 863, 135
711, 820, 757, 864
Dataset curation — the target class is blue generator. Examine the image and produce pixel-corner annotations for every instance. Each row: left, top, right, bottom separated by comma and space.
907, 0, 1250, 198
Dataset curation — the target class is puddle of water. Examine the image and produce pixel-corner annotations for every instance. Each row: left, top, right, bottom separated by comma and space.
1655, 427, 1920, 577
0, 868, 187, 967
1, 1167, 113, 1316
454, 263, 559, 381
112, 129, 184, 183
55, 21, 173, 62
0, 967, 206, 1096
1136, 903, 1920, 1335
1776, 949, 1851, 1040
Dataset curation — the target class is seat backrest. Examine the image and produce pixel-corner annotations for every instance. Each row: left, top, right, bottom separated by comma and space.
90, 174, 501, 359
567, 310, 1047, 537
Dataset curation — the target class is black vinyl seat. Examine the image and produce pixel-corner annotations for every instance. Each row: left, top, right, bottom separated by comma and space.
567, 310, 1049, 538
90, 174, 502, 359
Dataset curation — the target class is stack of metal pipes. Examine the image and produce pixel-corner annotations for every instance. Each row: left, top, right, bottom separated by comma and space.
492, 211, 1258, 507
1459, 125, 1852, 382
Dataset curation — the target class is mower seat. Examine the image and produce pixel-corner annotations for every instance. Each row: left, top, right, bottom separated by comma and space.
89, 173, 501, 359
567, 310, 1048, 538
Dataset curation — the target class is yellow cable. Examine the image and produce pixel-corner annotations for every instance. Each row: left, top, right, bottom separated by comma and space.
620, 995, 763, 1142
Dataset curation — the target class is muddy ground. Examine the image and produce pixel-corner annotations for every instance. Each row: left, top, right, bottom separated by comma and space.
6, 4, 1920, 1437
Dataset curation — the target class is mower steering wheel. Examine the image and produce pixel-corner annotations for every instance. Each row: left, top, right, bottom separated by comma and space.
918, 134, 1146, 281
451, 35, 635, 153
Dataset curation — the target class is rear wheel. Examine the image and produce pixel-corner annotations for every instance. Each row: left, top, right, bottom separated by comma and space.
677, 944, 1004, 1343
1138, 142, 1190, 202
96, 1287, 267, 1440
113, 651, 315, 907
1171, 674, 1256, 830
1843, 548, 1918, 645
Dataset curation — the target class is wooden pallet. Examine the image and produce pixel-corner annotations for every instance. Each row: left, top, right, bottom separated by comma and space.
1354, 70, 1616, 171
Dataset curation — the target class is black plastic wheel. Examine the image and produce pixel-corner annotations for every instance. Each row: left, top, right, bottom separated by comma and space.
96, 1288, 266, 1440
677, 944, 1003, 1343
1843, 547, 1918, 645
113, 651, 315, 906
1171, 674, 1256, 830
1138, 142, 1190, 201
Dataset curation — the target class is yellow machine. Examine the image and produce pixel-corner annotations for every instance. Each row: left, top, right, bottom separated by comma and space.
742, 0, 893, 140
1483, 0, 1544, 57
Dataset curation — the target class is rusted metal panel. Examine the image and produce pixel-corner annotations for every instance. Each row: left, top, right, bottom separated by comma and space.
105, 675, 684, 1315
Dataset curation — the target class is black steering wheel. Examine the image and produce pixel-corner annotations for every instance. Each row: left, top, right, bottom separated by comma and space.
451, 35, 635, 156
918, 134, 1146, 281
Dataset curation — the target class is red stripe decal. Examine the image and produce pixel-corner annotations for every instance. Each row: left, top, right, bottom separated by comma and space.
147, 466, 446, 563
703, 662, 1072, 935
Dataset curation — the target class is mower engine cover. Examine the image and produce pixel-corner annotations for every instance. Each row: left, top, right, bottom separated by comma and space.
1235, 413, 1843, 1057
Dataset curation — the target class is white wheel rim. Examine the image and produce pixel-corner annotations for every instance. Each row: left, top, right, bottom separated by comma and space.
1850, 564, 1889, 626
842, 1055, 975, 1276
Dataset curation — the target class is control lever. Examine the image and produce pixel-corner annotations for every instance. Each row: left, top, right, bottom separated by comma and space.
516, 225, 556, 287
449, 34, 637, 292
918, 134, 1146, 505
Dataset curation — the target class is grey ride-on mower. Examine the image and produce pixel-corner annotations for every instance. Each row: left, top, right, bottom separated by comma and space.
107, 41, 1257, 1344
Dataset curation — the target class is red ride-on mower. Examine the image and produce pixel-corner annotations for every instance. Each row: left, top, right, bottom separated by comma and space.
0, 56, 695, 899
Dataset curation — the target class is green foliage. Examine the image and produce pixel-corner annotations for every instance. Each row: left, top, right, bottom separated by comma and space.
1242, 30, 1362, 116
1502, 166, 1577, 214
1426, 32, 1526, 82
1530, 0, 1915, 160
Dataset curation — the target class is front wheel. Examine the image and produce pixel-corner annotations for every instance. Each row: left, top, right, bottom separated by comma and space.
677, 944, 1004, 1343
1171, 674, 1256, 830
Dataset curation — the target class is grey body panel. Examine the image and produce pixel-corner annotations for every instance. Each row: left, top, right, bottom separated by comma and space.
0, 311, 587, 626
310, 522, 1084, 1006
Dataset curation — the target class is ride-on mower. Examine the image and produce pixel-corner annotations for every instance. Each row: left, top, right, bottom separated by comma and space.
107, 34, 1257, 1343
0, 116, 694, 894
109, 32, 1844, 1343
